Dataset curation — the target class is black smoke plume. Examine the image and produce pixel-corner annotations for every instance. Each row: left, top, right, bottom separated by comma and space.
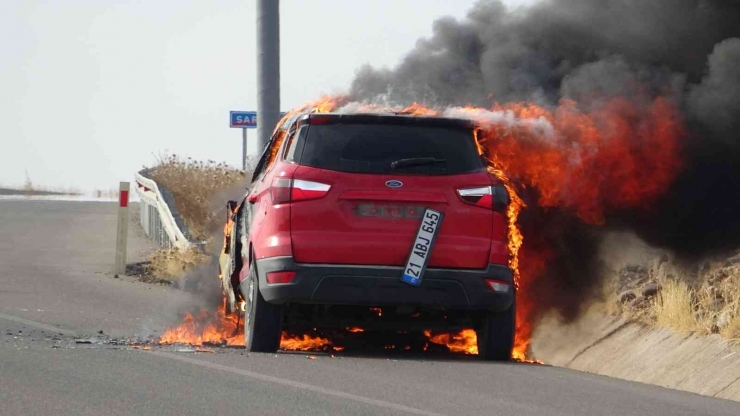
349, 0, 740, 321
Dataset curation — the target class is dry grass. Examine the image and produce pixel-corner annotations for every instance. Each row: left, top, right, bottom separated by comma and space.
654, 280, 696, 333
693, 286, 719, 334
147, 154, 245, 241
147, 247, 209, 280
713, 265, 740, 342
644, 261, 740, 343
722, 317, 740, 342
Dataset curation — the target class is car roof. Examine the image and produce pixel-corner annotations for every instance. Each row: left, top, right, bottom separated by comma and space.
295, 112, 477, 130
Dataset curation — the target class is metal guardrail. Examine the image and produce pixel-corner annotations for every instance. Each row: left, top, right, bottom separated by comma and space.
133, 170, 193, 249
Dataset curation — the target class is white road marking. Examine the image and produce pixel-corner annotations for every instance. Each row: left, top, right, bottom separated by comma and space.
0, 313, 443, 415
150, 351, 445, 416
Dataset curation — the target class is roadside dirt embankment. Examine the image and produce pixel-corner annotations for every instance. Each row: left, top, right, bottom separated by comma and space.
533, 307, 740, 402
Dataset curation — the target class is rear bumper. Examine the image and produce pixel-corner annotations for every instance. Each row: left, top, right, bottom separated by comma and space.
249, 256, 514, 312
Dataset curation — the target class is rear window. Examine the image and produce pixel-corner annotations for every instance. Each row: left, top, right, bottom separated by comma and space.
299, 124, 484, 175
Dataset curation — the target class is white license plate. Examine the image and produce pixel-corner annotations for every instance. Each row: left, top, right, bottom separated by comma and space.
401, 209, 443, 286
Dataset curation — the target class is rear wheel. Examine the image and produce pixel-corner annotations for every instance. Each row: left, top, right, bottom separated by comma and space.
476, 298, 515, 361
244, 260, 283, 352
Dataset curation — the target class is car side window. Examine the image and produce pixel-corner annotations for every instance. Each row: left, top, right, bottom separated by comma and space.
264, 129, 287, 174
250, 137, 274, 185
281, 126, 295, 160
250, 151, 267, 184
282, 124, 301, 162
250, 118, 295, 184
283, 126, 308, 163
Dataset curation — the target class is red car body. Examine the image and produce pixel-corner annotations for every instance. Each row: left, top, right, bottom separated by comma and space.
225, 112, 516, 360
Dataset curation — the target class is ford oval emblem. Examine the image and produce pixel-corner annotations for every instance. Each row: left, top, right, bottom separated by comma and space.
385, 180, 403, 188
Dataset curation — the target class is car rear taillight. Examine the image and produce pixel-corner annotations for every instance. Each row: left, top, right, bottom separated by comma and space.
457, 185, 510, 213
271, 178, 292, 205
266, 271, 296, 284
485, 278, 510, 293
270, 178, 331, 205
458, 186, 493, 208
292, 179, 331, 201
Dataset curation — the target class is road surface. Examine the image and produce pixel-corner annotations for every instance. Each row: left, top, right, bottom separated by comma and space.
1, 200, 738, 415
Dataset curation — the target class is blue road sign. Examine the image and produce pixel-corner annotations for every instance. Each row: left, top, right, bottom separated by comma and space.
230, 111, 289, 129
230, 111, 258, 129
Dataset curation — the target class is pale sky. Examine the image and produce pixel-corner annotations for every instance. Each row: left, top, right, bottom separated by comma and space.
0, 0, 537, 192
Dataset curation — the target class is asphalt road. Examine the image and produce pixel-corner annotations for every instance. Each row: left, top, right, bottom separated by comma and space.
1, 200, 738, 415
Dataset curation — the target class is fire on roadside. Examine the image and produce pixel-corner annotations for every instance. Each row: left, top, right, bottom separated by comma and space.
280, 333, 333, 351
159, 300, 335, 351
159, 303, 245, 347
156, 302, 535, 360
159, 94, 683, 361
346, 327, 365, 333
422, 328, 542, 363
467, 98, 682, 359
297, 96, 681, 360
424, 329, 478, 355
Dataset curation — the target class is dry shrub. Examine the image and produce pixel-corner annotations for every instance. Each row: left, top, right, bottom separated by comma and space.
654, 280, 696, 332
147, 247, 209, 280
648, 262, 740, 341
147, 154, 244, 241
722, 317, 740, 342
714, 265, 740, 342
693, 286, 719, 334
610, 250, 740, 343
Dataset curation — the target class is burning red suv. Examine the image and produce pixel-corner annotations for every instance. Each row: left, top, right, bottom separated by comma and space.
221, 112, 515, 360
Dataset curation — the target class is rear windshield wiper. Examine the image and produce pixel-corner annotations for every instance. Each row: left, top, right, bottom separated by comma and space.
390, 157, 447, 169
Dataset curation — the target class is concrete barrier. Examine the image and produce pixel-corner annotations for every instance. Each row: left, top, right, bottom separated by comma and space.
533, 307, 740, 401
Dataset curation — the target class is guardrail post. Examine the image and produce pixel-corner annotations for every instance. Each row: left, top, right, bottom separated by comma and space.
115, 181, 130, 275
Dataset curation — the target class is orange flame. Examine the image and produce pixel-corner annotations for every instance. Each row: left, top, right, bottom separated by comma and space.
478, 98, 683, 224
159, 304, 245, 347
265, 96, 347, 170
398, 102, 440, 116
272, 95, 346, 135
164, 94, 683, 362
471, 97, 683, 359
346, 327, 365, 333
280, 333, 333, 351
159, 305, 334, 351
424, 329, 478, 354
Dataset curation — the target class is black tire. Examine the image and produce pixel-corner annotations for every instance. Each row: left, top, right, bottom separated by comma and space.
476, 298, 516, 361
244, 260, 283, 352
